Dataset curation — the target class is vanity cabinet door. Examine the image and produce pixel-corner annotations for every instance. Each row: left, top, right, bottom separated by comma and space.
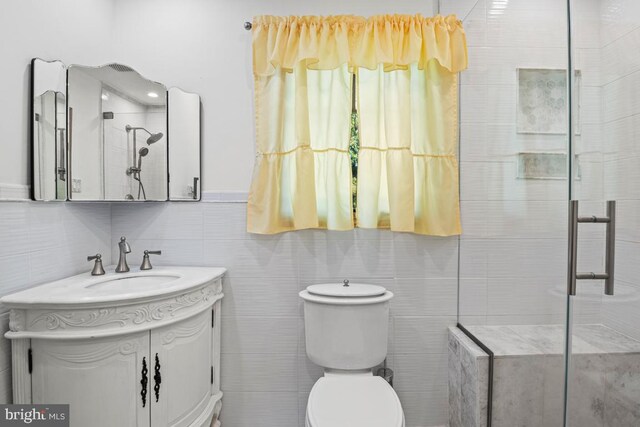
150, 309, 213, 427
31, 332, 150, 427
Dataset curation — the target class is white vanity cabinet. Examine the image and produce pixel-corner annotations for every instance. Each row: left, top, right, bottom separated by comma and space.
150, 309, 216, 426
31, 332, 152, 427
1, 267, 225, 427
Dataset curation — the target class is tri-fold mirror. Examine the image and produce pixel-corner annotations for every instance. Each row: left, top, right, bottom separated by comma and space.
31, 58, 201, 201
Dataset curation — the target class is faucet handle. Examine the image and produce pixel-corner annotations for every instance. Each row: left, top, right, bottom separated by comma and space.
87, 253, 106, 276
140, 250, 162, 270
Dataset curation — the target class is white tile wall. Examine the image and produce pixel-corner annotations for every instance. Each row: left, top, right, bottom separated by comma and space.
222, 391, 299, 427
458, 0, 606, 328
458, 0, 639, 341
596, 0, 640, 341
0, 202, 112, 310
0, 200, 458, 425
111, 202, 459, 427
0, 201, 112, 403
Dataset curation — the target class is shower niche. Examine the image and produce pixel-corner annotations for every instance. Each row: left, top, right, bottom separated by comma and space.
31, 58, 201, 201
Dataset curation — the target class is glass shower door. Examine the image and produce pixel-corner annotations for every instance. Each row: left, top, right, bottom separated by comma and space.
565, 0, 640, 425
454, 0, 574, 426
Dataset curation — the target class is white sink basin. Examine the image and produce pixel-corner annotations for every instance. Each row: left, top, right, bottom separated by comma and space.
87, 274, 181, 294
0, 266, 226, 307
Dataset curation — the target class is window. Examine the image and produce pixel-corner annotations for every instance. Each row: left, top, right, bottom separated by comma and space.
247, 14, 468, 235
349, 73, 359, 221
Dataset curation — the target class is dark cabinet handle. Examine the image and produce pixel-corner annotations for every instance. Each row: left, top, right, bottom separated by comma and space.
140, 357, 148, 407
154, 353, 162, 402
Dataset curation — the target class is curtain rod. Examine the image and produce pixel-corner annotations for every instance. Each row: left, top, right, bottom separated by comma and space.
244, 13, 453, 30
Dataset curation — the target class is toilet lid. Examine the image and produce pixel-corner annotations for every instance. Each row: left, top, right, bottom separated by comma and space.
307, 376, 403, 427
307, 283, 386, 298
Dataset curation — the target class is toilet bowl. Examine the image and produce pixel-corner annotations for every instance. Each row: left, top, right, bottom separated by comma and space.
305, 371, 404, 427
300, 282, 405, 427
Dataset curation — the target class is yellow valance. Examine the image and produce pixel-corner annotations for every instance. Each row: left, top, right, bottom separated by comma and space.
252, 14, 467, 76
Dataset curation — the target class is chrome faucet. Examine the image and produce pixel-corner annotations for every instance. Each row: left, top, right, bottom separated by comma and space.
116, 236, 131, 273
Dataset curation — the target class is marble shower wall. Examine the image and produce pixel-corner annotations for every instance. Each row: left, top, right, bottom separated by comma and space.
448, 327, 488, 427
449, 324, 640, 426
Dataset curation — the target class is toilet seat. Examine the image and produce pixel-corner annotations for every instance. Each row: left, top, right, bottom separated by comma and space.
306, 375, 404, 427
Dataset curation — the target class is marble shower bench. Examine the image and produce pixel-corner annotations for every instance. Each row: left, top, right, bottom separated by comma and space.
448, 324, 640, 427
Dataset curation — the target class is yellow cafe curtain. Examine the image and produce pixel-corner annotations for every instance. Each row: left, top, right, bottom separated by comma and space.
247, 14, 468, 235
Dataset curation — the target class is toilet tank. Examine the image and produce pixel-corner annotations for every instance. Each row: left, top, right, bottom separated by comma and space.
299, 283, 394, 370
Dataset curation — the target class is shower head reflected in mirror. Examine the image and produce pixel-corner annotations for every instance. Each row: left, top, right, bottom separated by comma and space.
146, 132, 163, 145
125, 125, 162, 201
125, 125, 163, 145
137, 147, 149, 170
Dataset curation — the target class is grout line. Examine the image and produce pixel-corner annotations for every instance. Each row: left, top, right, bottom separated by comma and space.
600, 23, 640, 50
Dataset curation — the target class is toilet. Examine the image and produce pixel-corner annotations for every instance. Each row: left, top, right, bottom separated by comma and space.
300, 281, 405, 427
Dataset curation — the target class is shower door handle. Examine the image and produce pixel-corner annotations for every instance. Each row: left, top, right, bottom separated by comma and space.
567, 200, 616, 296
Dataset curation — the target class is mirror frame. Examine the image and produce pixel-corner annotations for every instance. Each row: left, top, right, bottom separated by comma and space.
167, 87, 202, 202
30, 58, 202, 202
66, 63, 168, 202
30, 58, 68, 202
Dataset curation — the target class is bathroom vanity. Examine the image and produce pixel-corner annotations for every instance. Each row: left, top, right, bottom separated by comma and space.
1, 266, 225, 427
